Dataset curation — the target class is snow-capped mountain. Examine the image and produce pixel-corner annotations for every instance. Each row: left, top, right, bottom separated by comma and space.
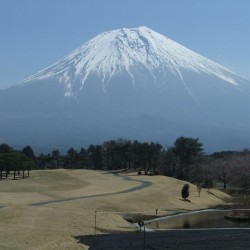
20, 26, 245, 96
1, 26, 250, 152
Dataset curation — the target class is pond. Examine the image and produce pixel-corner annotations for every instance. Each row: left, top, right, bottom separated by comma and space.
146, 209, 250, 230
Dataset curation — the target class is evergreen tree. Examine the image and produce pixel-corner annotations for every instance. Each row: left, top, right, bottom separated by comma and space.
181, 183, 190, 201
21, 145, 35, 160
174, 136, 203, 180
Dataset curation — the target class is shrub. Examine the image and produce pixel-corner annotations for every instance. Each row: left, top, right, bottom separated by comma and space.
182, 183, 190, 201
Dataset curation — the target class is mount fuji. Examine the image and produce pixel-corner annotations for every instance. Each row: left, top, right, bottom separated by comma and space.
1, 26, 250, 152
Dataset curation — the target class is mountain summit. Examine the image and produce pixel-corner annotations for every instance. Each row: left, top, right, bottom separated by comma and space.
21, 26, 244, 97
1, 27, 250, 152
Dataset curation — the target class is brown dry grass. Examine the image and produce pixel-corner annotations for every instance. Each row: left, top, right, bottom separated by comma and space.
0, 169, 230, 249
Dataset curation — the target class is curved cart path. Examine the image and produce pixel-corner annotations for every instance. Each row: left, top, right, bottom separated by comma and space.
32, 173, 152, 206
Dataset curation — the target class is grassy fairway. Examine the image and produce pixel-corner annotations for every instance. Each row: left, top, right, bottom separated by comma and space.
0, 169, 230, 249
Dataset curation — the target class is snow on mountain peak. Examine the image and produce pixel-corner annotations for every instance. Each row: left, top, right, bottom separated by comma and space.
21, 26, 240, 96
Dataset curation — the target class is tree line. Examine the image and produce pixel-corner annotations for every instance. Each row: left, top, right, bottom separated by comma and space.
0, 144, 35, 180
0, 137, 249, 189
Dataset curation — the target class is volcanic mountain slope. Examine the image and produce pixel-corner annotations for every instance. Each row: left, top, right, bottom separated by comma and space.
0, 26, 250, 152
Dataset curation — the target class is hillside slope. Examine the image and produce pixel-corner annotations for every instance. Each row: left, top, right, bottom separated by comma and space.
0, 169, 230, 249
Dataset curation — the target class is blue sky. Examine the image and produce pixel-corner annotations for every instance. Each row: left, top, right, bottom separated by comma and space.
0, 0, 249, 88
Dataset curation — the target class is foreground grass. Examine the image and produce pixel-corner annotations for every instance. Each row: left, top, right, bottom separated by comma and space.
0, 169, 230, 249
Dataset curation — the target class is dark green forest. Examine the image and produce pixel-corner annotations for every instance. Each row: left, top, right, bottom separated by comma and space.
0, 137, 250, 189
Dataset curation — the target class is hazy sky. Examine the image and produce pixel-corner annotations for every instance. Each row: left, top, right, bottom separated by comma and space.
0, 0, 249, 88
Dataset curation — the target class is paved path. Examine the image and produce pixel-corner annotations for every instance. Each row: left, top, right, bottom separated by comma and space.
32, 173, 152, 206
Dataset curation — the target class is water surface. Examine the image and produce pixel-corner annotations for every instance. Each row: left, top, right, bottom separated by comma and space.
147, 210, 250, 230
